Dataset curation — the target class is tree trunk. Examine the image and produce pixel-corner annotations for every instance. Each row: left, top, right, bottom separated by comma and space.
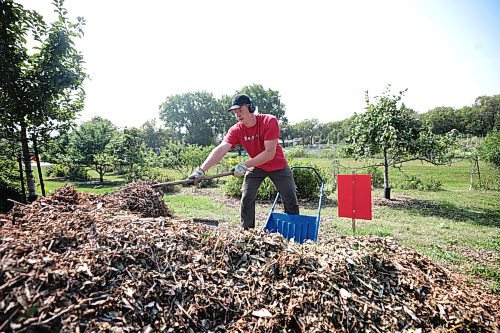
20, 124, 37, 202
97, 166, 104, 183
383, 148, 391, 199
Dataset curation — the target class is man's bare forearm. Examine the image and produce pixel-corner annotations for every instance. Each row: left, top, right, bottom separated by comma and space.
245, 150, 275, 168
200, 143, 231, 172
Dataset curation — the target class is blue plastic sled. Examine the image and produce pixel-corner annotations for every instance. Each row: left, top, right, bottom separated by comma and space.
264, 166, 324, 244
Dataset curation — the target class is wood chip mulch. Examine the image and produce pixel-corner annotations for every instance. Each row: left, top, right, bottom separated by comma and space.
0, 184, 498, 332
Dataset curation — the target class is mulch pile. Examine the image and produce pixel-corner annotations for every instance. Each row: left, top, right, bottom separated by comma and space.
0, 184, 498, 332
106, 181, 172, 218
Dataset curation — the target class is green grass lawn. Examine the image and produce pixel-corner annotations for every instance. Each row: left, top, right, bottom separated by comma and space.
34, 167, 127, 195
32, 159, 499, 292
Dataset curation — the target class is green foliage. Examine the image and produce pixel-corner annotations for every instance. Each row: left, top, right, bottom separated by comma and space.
127, 167, 178, 192
289, 162, 329, 200
419, 95, 499, 136
224, 162, 329, 201
68, 117, 116, 182
472, 177, 500, 191
337, 145, 354, 158
106, 128, 147, 174
291, 119, 319, 146
160, 143, 214, 177
320, 148, 336, 159
365, 166, 384, 188
0, 0, 86, 198
474, 95, 500, 135
480, 131, 500, 168
420, 107, 462, 134
395, 175, 442, 191
46, 164, 67, 178
285, 147, 308, 158
422, 178, 443, 191
66, 165, 88, 181
138, 119, 172, 151
350, 85, 457, 198
159, 92, 221, 146
395, 175, 422, 190
40, 132, 71, 164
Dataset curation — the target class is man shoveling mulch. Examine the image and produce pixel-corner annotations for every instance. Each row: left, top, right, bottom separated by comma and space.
0, 184, 498, 332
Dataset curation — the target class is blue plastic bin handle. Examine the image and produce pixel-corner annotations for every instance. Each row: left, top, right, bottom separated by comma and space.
269, 166, 325, 221
290, 166, 324, 185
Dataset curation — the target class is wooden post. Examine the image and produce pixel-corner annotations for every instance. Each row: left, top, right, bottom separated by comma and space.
18, 155, 27, 203
32, 133, 46, 196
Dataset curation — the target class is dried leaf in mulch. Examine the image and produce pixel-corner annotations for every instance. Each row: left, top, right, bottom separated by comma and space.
0, 184, 498, 332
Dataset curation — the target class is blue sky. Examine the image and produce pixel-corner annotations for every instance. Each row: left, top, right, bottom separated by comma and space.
17, 0, 500, 127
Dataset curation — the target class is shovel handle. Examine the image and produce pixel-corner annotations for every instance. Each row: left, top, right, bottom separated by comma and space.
152, 170, 234, 188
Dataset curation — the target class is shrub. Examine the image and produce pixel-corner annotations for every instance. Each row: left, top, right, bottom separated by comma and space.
365, 166, 384, 188
422, 177, 443, 191
46, 164, 68, 178
472, 177, 500, 191
66, 165, 89, 181
289, 162, 329, 200
395, 175, 422, 190
160, 143, 214, 177
395, 175, 443, 191
337, 144, 354, 158
129, 166, 179, 193
224, 162, 329, 200
285, 147, 308, 158
320, 148, 336, 159
480, 131, 500, 168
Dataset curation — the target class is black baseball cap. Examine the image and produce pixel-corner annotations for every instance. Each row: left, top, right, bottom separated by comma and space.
228, 94, 252, 112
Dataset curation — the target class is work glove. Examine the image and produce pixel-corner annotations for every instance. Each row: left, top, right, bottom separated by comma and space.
188, 167, 205, 184
233, 162, 248, 177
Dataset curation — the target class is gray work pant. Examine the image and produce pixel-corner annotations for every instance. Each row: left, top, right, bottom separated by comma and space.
240, 165, 299, 229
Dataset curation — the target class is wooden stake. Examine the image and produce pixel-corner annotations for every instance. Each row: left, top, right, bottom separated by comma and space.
17, 155, 26, 203
32, 133, 46, 196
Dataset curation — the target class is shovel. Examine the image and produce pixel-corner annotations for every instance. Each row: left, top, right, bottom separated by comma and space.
151, 170, 234, 188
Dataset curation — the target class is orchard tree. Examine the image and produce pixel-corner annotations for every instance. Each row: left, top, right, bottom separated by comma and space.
480, 131, 500, 168
138, 119, 171, 152
159, 92, 220, 146
293, 119, 319, 147
475, 95, 500, 135
350, 85, 457, 199
106, 128, 147, 175
69, 117, 116, 182
0, 0, 86, 200
280, 122, 296, 146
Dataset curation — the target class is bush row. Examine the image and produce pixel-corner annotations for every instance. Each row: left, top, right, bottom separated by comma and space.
223, 159, 330, 200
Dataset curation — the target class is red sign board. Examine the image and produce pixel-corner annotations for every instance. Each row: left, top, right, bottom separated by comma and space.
337, 174, 372, 220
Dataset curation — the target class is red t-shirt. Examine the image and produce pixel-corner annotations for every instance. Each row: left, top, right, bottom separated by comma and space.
224, 114, 287, 172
